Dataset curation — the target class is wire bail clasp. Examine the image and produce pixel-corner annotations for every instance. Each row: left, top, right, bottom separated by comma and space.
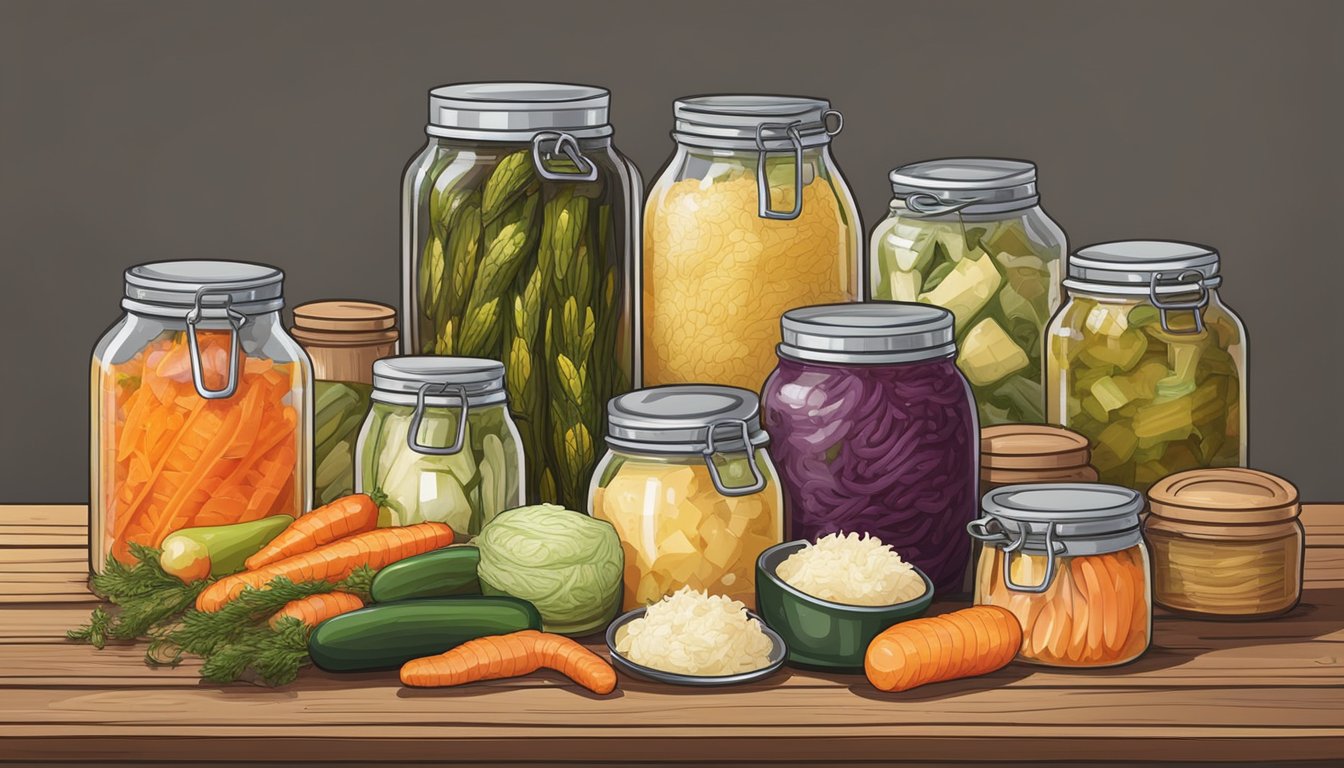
407, 382, 470, 456
703, 419, 766, 497
531, 131, 599, 182
1149, 269, 1210, 335
755, 120, 805, 220
184, 288, 247, 400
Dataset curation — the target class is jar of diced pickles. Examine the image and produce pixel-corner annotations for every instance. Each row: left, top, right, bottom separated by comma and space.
970, 484, 1152, 667
588, 385, 785, 610
643, 95, 861, 390
291, 301, 399, 506
870, 159, 1066, 426
1046, 241, 1247, 491
356, 357, 523, 536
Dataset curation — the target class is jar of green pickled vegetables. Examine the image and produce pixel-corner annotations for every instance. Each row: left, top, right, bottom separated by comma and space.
291, 301, 399, 506
355, 357, 524, 537
869, 159, 1066, 426
1045, 241, 1247, 491
401, 82, 640, 512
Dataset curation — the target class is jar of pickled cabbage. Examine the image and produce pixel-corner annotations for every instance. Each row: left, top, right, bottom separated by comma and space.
1046, 240, 1247, 491
643, 95, 860, 390
980, 424, 1098, 494
869, 159, 1066, 426
970, 483, 1151, 667
589, 385, 785, 610
91, 261, 312, 574
401, 82, 640, 511
291, 301, 398, 506
760, 303, 978, 594
356, 357, 523, 536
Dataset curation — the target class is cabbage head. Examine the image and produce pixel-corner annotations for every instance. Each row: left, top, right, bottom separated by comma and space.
475, 503, 624, 636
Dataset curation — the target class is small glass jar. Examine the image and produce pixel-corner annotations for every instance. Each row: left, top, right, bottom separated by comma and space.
291, 300, 399, 505
643, 95, 861, 391
588, 385, 784, 610
91, 261, 312, 573
971, 483, 1152, 667
1046, 241, 1247, 491
760, 303, 978, 594
869, 159, 1066, 426
355, 357, 523, 537
980, 424, 1098, 494
1145, 468, 1303, 619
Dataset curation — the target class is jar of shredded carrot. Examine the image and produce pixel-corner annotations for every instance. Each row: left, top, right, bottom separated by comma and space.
90, 262, 312, 574
1145, 468, 1304, 619
970, 483, 1151, 667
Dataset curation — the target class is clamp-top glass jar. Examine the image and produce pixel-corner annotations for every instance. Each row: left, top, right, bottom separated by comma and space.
643, 95, 861, 391
401, 82, 640, 511
90, 261, 312, 573
1045, 241, 1247, 491
355, 357, 524, 537
588, 385, 785, 610
869, 159, 1066, 426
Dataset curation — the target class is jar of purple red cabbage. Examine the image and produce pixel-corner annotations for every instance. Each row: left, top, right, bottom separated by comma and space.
761, 302, 979, 594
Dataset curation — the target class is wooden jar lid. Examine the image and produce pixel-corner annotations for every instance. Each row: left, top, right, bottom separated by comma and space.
980, 425, 1092, 471
291, 300, 399, 346
1147, 468, 1300, 526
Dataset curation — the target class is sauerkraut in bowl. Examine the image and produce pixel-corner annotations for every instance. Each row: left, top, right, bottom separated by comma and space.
775, 532, 928, 607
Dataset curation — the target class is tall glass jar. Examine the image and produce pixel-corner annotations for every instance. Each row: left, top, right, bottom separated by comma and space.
355, 357, 523, 537
971, 483, 1152, 667
760, 303, 978, 594
291, 300, 398, 505
643, 95, 861, 391
1046, 241, 1247, 491
401, 82, 640, 511
588, 385, 784, 610
869, 159, 1066, 426
90, 261, 312, 573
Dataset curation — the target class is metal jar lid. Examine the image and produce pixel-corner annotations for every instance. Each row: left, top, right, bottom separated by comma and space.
980, 425, 1093, 472
672, 95, 842, 150
1066, 240, 1222, 295
1147, 468, 1300, 528
888, 158, 1040, 216
291, 300, 399, 347
777, 302, 956, 365
372, 356, 507, 408
426, 82, 613, 141
122, 261, 285, 319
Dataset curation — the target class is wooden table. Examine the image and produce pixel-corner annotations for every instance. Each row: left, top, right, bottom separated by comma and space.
2, 505, 1342, 766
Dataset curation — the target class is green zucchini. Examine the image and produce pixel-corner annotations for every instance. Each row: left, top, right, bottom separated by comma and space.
370, 546, 482, 603
307, 597, 541, 672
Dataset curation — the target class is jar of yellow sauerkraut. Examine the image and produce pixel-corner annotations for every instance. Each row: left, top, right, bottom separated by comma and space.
588, 385, 784, 610
643, 96, 861, 390
1046, 241, 1246, 491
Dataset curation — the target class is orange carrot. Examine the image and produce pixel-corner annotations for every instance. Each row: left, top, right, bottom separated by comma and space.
400, 630, 617, 695
195, 522, 455, 612
244, 494, 380, 571
865, 606, 1022, 693
269, 592, 365, 629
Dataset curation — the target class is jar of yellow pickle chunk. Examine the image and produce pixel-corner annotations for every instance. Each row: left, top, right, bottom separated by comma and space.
642, 95, 861, 390
588, 385, 784, 610
1046, 241, 1246, 491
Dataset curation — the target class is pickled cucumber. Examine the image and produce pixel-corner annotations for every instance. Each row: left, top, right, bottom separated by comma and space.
872, 214, 1063, 425
1046, 295, 1244, 491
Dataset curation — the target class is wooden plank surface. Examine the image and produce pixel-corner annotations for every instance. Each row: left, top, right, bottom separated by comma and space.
1, 504, 1341, 765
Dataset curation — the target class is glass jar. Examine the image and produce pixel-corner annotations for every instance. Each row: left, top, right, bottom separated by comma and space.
1145, 468, 1303, 619
291, 300, 399, 505
355, 357, 523, 537
971, 484, 1152, 667
90, 261, 311, 573
869, 159, 1066, 426
588, 385, 784, 610
643, 95, 861, 391
760, 302, 978, 594
980, 424, 1098, 494
1046, 241, 1247, 491
401, 82, 640, 511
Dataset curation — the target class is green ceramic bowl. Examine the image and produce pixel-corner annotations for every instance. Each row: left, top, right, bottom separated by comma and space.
755, 539, 935, 672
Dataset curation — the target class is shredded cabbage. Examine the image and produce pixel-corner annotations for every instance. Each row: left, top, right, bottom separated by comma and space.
777, 532, 926, 606
615, 587, 773, 676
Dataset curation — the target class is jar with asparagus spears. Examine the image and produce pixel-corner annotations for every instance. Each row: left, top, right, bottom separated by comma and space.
401, 82, 641, 509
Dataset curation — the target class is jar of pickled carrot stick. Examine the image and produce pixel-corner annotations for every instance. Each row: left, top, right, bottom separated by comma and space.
90, 261, 312, 574
969, 483, 1151, 667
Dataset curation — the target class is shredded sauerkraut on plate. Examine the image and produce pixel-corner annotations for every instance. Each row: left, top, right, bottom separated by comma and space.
615, 587, 774, 676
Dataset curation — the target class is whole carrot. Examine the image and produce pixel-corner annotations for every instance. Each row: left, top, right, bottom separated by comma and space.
196, 522, 454, 612
400, 630, 617, 695
245, 494, 380, 571
865, 605, 1022, 693
269, 591, 365, 629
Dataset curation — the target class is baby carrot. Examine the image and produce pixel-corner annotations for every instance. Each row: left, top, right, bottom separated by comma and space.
865, 606, 1022, 693
269, 591, 365, 629
400, 630, 617, 695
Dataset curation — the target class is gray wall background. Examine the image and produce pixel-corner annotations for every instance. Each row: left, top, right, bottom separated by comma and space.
2, 0, 1341, 502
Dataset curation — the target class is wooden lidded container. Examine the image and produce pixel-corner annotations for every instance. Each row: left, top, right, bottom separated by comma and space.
980, 425, 1099, 493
